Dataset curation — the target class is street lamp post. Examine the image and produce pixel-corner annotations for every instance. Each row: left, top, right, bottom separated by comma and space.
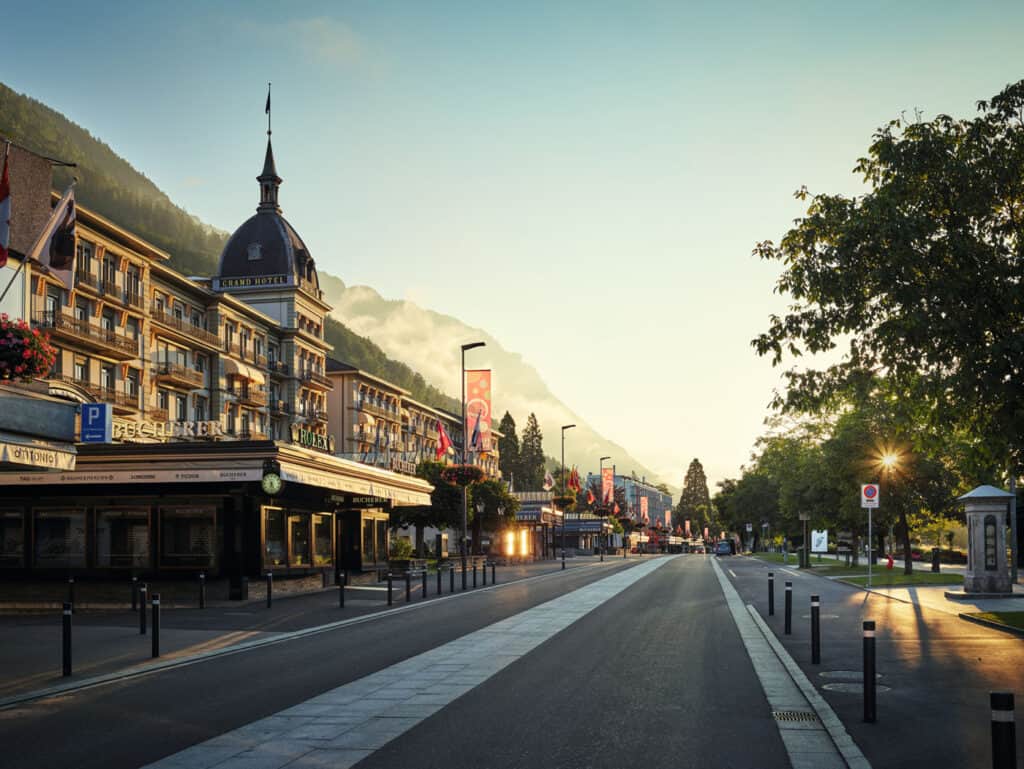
460, 341, 486, 587
560, 424, 576, 570
599, 456, 611, 562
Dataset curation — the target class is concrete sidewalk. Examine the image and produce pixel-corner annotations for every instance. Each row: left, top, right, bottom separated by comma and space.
0, 555, 627, 700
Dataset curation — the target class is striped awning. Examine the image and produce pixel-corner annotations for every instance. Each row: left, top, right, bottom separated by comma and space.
223, 358, 266, 385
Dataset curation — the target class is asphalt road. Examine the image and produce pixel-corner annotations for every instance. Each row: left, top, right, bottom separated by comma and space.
1, 555, 791, 769
722, 554, 1024, 769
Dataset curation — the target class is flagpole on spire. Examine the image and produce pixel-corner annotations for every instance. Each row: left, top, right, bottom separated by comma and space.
265, 82, 272, 136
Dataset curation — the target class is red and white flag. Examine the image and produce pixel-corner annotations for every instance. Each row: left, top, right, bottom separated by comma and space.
29, 185, 76, 288
435, 419, 453, 460
0, 143, 10, 269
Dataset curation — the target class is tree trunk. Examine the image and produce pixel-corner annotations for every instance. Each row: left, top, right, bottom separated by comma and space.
900, 508, 913, 575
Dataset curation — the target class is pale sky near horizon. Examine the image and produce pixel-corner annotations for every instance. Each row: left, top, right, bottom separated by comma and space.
4, 1, 1024, 489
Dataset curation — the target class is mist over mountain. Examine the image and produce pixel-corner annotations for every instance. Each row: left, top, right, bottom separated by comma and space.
1, 81, 669, 491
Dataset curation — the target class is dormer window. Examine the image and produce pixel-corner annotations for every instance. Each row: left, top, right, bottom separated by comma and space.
247, 243, 262, 261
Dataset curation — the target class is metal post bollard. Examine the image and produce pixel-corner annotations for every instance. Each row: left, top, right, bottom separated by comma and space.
462, 560, 467, 590
768, 572, 775, 616
473, 564, 478, 587
784, 581, 792, 635
437, 566, 442, 596
863, 620, 876, 723
151, 593, 161, 658
131, 575, 138, 611
266, 572, 273, 609
450, 565, 455, 593
61, 606, 72, 675
387, 574, 393, 606
405, 571, 412, 603
811, 594, 821, 664
491, 562, 496, 584
139, 584, 148, 635
338, 570, 346, 609
199, 572, 206, 609
991, 692, 1016, 769
422, 570, 428, 600
68, 577, 75, 614
482, 562, 488, 586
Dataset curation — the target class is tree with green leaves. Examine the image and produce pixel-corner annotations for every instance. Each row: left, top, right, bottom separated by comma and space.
676, 458, 713, 535
497, 411, 521, 488
519, 413, 546, 490
395, 461, 465, 555
752, 79, 1024, 481
468, 478, 521, 554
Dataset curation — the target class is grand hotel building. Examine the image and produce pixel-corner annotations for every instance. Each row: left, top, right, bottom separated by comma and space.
0, 136, 454, 585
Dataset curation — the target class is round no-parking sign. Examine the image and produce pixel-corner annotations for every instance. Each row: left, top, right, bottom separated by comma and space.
861, 483, 879, 508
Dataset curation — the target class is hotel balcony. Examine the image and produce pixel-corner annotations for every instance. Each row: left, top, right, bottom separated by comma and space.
301, 369, 332, 390
51, 375, 140, 413
99, 279, 120, 300
34, 312, 138, 360
233, 387, 268, 408
268, 360, 289, 377
256, 353, 268, 367
74, 272, 100, 294
239, 430, 269, 441
359, 400, 398, 420
153, 363, 204, 389
150, 303, 221, 348
270, 399, 290, 415
147, 407, 169, 422
125, 291, 145, 310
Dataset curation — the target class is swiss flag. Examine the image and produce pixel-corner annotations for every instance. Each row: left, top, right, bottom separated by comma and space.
586, 488, 595, 505
435, 420, 453, 460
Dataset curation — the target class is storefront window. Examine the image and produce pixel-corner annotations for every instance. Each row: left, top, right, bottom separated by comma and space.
96, 508, 150, 568
160, 506, 216, 568
264, 507, 286, 567
289, 514, 310, 566
0, 510, 25, 567
34, 508, 87, 568
377, 519, 389, 561
313, 514, 333, 567
363, 519, 375, 563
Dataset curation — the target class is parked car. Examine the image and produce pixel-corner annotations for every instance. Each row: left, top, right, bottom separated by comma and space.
715, 541, 733, 556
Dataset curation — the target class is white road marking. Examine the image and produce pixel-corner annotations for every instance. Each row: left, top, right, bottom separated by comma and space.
141, 557, 676, 769
728, 569, 738, 578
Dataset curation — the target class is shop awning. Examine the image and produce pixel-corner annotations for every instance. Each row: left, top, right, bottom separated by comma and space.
223, 358, 266, 386
0, 430, 77, 471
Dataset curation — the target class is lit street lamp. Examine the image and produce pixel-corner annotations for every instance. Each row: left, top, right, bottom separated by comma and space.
460, 341, 485, 587
560, 424, 576, 570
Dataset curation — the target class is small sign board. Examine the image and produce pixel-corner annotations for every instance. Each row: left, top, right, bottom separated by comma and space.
811, 529, 828, 553
799, 512, 811, 521
745, 523, 753, 532
80, 403, 112, 443
861, 483, 880, 509
836, 530, 852, 553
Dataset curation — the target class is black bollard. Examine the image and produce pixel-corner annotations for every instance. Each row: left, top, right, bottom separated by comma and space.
405, 571, 412, 603
473, 564, 478, 587
62, 602, 72, 677
338, 570, 346, 609
768, 572, 775, 616
139, 584, 148, 635
482, 562, 488, 586
199, 572, 206, 610
811, 595, 821, 664
991, 692, 1016, 769
437, 567, 442, 596
491, 562, 496, 584
450, 565, 455, 593
151, 593, 161, 658
131, 575, 138, 611
68, 577, 75, 614
265, 572, 273, 609
387, 574, 393, 606
863, 620, 876, 723
422, 570, 428, 600
462, 560, 467, 590
784, 581, 792, 635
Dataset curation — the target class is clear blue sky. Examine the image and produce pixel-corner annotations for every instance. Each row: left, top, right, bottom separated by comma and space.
4, 1, 1024, 487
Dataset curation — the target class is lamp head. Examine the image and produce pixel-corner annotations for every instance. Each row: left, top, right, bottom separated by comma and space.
562, 424, 576, 432
461, 341, 486, 352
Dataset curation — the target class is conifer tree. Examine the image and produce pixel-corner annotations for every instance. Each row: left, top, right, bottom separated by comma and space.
497, 411, 521, 487
519, 413, 546, 490
676, 458, 713, 535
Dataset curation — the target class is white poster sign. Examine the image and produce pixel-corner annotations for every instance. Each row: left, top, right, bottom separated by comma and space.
811, 529, 829, 553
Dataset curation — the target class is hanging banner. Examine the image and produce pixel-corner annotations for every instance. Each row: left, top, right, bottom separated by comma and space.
601, 467, 614, 504
465, 369, 492, 453
640, 496, 649, 521
664, 507, 671, 530
685, 519, 691, 537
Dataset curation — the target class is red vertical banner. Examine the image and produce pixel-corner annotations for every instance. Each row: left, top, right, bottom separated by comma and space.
664, 507, 671, 530
684, 519, 691, 537
601, 467, 614, 504
640, 496, 649, 522
465, 369, 492, 452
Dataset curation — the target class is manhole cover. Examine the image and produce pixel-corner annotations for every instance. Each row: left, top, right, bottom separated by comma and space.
822, 682, 892, 693
801, 614, 840, 619
773, 710, 820, 723
819, 670, 882, 681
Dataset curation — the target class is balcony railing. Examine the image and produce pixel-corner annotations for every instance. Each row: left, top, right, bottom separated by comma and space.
268, 359, 289, 376
270, 399, 290, 415
225, 340, 241, 356
232, 387, 268, 407
239, 431, 269, 441
75, 272, 100, 292
125, 291, 144, 310
100, 279, 119, 298
51, 375, 137, 411
154, 363, 204, 389
35, 312, 138, 357
147, 407, 169, 422
149, 303, 220, 346
312, 408, 329, 423
301, 369, 332, 389
256, 353, 268, 367
359, 400, 398, 419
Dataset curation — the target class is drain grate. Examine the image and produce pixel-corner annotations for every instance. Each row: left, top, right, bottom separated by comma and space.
773, 710, 820, 723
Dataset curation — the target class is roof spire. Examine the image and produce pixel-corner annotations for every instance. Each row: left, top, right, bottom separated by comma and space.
258, 82, 282, 213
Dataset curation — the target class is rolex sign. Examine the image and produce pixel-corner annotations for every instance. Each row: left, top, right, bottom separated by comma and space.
290, 424, 336, 453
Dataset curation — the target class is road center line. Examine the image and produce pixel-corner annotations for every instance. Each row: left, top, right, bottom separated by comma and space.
140, 556, 676, 769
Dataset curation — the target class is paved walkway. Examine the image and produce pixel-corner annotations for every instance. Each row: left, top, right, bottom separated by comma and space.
139, 557, 675, 769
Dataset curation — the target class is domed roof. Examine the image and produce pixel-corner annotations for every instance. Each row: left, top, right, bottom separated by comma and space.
215, 137, 320, 291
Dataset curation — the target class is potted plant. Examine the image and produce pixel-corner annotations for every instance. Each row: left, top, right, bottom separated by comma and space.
0, 315, 57, 382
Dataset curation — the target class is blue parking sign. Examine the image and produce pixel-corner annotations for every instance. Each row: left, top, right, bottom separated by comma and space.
81, 403, 113, 443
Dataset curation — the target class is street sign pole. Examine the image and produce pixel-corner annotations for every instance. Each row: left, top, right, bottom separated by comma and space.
867, 506, 872, 589
861, 484, 880, 590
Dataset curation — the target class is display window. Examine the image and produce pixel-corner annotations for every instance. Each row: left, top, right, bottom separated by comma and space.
263, 506, 286, 567
263, 507, 333, 569
159, 505, 216, 568
376, 519, 389, 562
313, 514, 333, 567
289, 513, 311, 566
0, 510, 25, 567
95, 507, 151, 568
362, 518, 376, 563
34, 508, 87, 568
